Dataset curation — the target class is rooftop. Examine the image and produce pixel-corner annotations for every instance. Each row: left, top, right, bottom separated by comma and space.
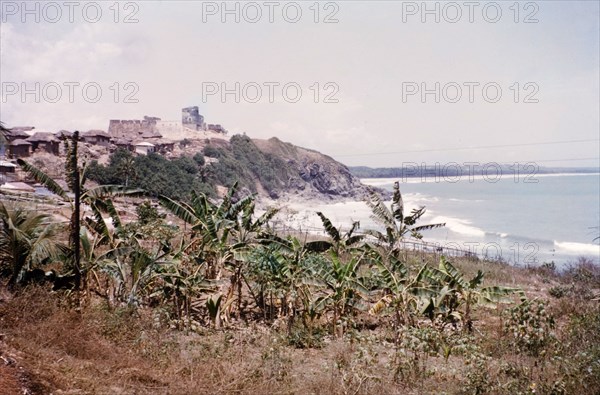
26, 132, 58, 143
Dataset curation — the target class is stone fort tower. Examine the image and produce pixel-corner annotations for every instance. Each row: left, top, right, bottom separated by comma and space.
182, 106, 205, 131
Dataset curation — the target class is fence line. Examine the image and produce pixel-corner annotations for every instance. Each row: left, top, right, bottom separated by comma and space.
267, 225, 487, 262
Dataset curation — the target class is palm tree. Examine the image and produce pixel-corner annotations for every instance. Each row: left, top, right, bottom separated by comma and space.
0, 201, 62, 287
116, 156, 137, 187
365, 181, 445, 257
17, 131, 141, 289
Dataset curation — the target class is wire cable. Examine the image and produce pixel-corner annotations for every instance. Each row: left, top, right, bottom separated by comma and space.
334, 138, 600, 157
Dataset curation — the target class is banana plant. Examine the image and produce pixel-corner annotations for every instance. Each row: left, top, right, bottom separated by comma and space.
419, 257, 523, 331
160, 184, 281, 318
365, 181, 445, 257
150, 257, 214, 327
249, 237, 320, 334
225, 199, 279, 315
159, 183, 243, 279
368, 247, 438, 332
206, 294, 223, 328
99, 242, 172, 307
315, 212, 364, 256
315, 250, 369, 337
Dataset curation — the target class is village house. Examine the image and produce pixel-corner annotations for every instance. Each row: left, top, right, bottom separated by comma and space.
26, 132, 60, 155
134, 141, 155, 155
154, 138, 175, 153
7, 139, 32, 158
0, 160, 16, 174
141, 130, 163, 139
0, 160, 17, 185
3, 128, 31, 143
113, 138, 133, 152
82, 130, 112, 146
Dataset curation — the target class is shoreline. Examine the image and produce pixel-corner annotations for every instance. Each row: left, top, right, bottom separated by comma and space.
360, 172, 600, 185
259, 187, 600, 267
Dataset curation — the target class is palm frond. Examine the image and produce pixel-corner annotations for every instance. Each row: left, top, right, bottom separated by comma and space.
345, 221, 360, 238
105, 199, 123, 231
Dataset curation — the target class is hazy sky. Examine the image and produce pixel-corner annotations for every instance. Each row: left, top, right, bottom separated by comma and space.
1, 1, 598, 167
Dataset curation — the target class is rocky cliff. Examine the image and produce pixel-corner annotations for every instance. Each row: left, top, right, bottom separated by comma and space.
251, 137, 371, 201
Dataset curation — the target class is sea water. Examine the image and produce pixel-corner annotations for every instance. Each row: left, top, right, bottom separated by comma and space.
280, 173, 600, 267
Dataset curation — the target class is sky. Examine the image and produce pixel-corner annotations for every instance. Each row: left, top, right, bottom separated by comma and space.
1, 0, 599, 168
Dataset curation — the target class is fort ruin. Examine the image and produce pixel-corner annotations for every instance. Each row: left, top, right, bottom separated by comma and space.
108, 106, 227, 141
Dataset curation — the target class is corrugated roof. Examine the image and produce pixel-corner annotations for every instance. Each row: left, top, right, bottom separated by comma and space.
0, 160, 17, 168
0, 182, 35, 192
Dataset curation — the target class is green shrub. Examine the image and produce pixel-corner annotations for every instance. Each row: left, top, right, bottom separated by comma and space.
193, 152, 205, 166
136, 201, 163, 225
203, 145, 220, 158
87, 150, 214, 200
393, 326, 441, 384
504, 299, 556, 357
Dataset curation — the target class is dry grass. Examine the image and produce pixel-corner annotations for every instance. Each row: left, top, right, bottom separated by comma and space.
0, 256, 598, 394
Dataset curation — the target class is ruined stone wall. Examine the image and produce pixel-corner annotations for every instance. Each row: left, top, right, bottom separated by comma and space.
155, 120, 188, 140
108, 119, 158, 140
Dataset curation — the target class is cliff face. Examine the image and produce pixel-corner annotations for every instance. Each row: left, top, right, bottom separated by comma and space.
251, 137, 371, 201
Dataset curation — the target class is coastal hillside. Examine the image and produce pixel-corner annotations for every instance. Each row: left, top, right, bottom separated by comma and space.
86, 134, 373, 202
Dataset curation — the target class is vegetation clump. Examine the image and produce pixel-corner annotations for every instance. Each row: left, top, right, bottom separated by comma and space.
87, 149, 214, 200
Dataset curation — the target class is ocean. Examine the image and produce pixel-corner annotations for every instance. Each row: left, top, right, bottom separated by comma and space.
279, 173, 600, 267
